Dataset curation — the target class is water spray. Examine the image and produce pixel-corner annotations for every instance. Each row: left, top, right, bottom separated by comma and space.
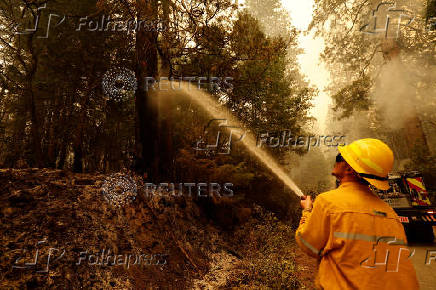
156, 82, 305, 198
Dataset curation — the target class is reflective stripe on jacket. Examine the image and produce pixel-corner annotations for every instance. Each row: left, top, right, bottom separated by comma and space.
295, 181, 419, 290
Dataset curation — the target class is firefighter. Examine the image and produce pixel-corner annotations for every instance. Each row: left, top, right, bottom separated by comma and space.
295, 138, 419, 289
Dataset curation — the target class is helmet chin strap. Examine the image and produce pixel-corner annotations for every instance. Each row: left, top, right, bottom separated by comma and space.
357, 172, 388, 181
342, 161, 387, 183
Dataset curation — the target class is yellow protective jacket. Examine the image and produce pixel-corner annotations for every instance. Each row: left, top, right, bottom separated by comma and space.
295, 181, 419, 290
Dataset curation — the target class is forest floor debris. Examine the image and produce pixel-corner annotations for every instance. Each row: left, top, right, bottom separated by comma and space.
0, 169, 316, 289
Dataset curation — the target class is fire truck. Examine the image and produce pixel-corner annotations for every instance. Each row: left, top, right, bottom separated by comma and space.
374, 171, 436, 243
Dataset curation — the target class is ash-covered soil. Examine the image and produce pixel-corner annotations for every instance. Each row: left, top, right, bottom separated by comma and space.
0, 169, 316, 289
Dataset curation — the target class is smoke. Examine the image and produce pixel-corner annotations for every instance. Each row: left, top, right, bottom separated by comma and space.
372, 58, 416, 130
372, 55, 436, 131
288, 149, 336, 195
367, 0, 436, 131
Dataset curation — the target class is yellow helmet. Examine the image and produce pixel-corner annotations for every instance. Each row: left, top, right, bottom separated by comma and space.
338, 138, 394, 190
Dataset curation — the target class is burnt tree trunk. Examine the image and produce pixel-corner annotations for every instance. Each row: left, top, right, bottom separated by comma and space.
26, 32, 43, 168
135, 0, 159, 179
73, 144, 83, 173
158, 0, 175, 180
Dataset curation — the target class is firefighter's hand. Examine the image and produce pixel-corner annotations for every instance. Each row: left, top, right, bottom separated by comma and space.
300, 195, 313, 210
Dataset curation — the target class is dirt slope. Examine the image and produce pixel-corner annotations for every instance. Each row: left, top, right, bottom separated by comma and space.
0, 169, 316, 289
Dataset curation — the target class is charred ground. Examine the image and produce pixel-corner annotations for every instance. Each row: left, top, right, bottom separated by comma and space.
0, 169, 316, 289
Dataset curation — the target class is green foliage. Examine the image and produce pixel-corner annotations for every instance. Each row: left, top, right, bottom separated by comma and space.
313, 0, 436, 175
245, 0, 292, 37
175, 149, 255, 191
312, 0, 436, 116
332, 75, 372, 119
0, 0, 136, 169
0, 0, 314, 188
228, 12, 313, 138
